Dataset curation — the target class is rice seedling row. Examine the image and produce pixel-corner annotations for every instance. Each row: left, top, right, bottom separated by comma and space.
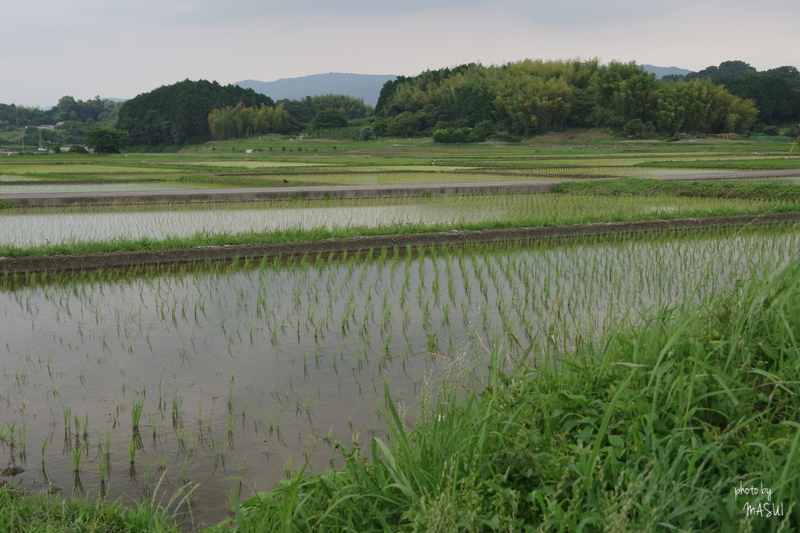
0, 193, 790, 249
2, 225, 800, 525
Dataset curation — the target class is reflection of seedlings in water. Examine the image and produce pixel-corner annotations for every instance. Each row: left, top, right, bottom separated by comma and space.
154, 453, 168, 479
131, 399, 144, 449
127, 441, 138, 482
227, 413, 235, 450
157, 376, 165, 415
180, 455, 194, 484
171, 390, 184, 427
176, 426, 187, 454
102, 432, 112, 475
210, 437, 226, 474
98, 454, 109, 501
185, 433, 197, 457
72, 441, 86, 474
39, 435, 50, 482
72, 469, 84, 495
227, 373, 235, 412
61, 406, 72, 452
150, 416, 159, 447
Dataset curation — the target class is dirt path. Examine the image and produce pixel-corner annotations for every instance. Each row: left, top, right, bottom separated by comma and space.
3, 212, 799, 274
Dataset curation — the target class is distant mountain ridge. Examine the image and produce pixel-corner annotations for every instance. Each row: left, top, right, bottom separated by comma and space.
641, 64, 693, 79
235, 73, 396, 107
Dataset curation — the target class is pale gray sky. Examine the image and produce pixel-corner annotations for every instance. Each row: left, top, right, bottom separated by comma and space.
3, 0, 799, 107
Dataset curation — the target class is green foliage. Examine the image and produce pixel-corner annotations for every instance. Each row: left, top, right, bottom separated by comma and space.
276, 94, 372, 128
66, 144, 89, 154
0, 96, 122, 128
309, 108, 349, 131
375, 59, 757, 138
623, 118, 655, 139
307, 94, 372, 120
218, 259, 800, 531
117, 79, 273, 146
432, 127, 474, 143
0, 483, 183, 532
685, 60, 758, 82
85, 127, 130, 154
358, 125, 373, 141
653, 79, 758, 134
724, 73, 800, 125
673, 61, 800, 125
207, 103, 297, 140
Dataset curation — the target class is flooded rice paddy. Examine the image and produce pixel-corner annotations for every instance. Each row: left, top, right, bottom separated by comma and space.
1, 225, 800, 526
0, 182, 216, 195
0, 194, 771, 249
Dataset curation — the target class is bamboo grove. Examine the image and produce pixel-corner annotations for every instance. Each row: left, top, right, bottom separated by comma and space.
207, 103, 295, 141
372, 59, 760, 139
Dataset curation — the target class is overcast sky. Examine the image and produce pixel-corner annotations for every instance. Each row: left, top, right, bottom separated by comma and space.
3, 0, 799, 108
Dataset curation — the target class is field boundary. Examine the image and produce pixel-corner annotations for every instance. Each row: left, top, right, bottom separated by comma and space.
3, 212, 800, 273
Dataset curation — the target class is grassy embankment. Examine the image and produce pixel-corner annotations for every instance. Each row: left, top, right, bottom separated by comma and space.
210, 256, 800, 532
5, 249, 798, 531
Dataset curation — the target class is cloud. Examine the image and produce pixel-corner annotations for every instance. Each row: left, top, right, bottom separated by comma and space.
2, 0, 799, 107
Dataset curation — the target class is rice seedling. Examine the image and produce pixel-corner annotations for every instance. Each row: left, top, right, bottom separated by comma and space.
131, 399, 144, 433
38, 434, 50, 479
71, 441, 86, 475
5, 214, 800, 525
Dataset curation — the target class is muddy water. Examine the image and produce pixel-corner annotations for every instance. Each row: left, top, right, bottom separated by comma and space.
1, 227, 799, 527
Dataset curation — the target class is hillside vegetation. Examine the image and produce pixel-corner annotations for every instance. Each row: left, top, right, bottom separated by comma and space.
372, 59, 760, 141
666, 60, 800, 128
116, 80, 273, 147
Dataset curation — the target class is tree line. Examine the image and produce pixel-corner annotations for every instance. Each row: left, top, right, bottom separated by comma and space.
115, 80, 273, 147
115, 80, 375, 145
6, 59, 796, 151
206, 94, 373, 140
372, 59, 764, 141
662, 60, 800, 129
0, 96, 123, 148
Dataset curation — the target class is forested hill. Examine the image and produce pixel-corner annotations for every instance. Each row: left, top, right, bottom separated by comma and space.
663, 60, 800, 126
116, 80, 273, 146
372, 60, 760, 140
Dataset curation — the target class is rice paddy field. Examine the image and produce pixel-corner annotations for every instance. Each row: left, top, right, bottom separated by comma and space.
0, 194, 790, 250
0, 225, 799, 526
1, 133, 798, 189
1, 135, 800, 530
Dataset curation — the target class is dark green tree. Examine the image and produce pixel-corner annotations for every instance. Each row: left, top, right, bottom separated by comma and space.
117, 79, 272, 146
85, 128, 129, 153
67, 144, 89, 154
310, 108, 348, 130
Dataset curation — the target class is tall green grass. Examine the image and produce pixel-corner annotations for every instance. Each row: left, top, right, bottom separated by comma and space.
0, 481, 186, 532
219, 258, 800, 532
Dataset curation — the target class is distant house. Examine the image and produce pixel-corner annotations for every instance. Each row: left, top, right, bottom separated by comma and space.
60, 144, 92, 153
38, 124, 56, 130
